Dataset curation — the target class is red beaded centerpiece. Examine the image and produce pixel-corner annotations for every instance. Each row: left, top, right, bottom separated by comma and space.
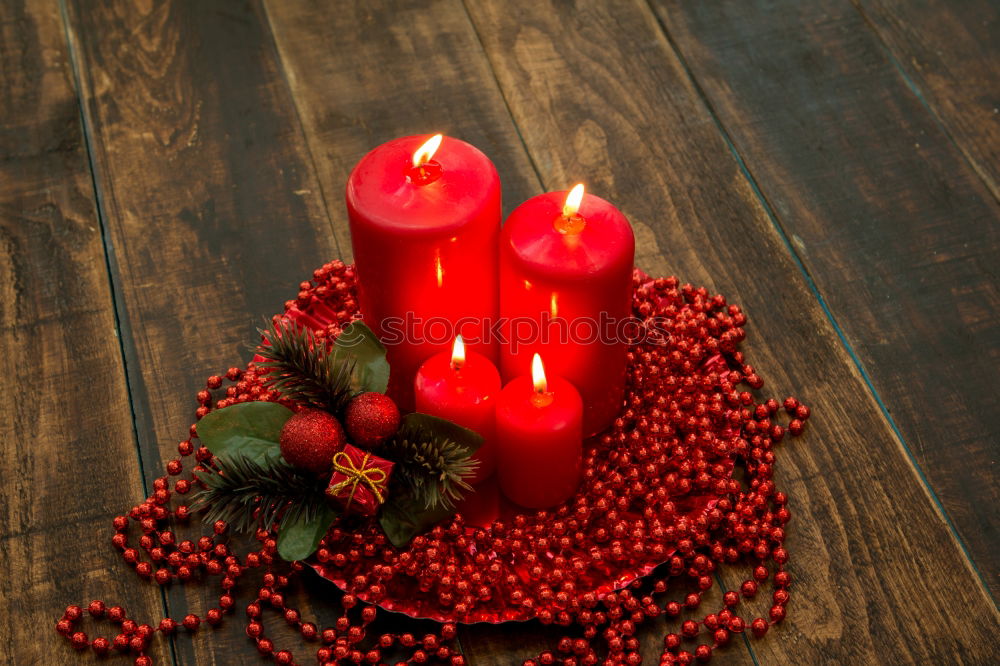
56, 260, 804, 666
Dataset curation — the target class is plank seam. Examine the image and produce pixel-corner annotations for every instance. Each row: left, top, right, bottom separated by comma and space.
458, 0, 546, 191
56, 1, 180, 662
642, 0, 998, 610
257, 0, 345, 260
848, 0, 1000, 205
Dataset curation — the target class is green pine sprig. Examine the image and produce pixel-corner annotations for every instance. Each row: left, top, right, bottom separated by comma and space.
254, 318, 356, 413
381, 422, 479, 511
190, 452, 331, 534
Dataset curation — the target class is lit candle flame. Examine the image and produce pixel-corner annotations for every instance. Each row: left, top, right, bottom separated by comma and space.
451, 335, 466, 369
413, 134, 443, 168
532, 353, 547, 393
562, 183, 585, 217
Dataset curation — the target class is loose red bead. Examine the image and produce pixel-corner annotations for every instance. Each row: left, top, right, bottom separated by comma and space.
770, 605, 786, 623
681, 620, 699, 638
91, 636, 110, 655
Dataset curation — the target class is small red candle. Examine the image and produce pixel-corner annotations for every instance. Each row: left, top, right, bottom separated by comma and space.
414, 336, 501, 484
499, 184, 634, 435
347, 134, 500, 410
496, 354, 583, 509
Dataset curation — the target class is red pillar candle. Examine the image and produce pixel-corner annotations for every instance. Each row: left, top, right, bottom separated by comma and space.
414, 336, 501, 484
347, 134, 501, 410
496, 354, 583, 509
499, 184, 634, 435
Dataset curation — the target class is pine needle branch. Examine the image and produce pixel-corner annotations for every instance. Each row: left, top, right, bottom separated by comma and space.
381, 424, 478, 510
254, 318, 356, 412
190, 452, 331, 534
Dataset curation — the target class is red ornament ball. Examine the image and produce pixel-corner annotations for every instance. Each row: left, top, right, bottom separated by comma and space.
279, 408, 346, 475
344, 392, 400, 448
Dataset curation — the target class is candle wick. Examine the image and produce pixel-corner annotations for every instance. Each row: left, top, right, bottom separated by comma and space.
407, 160, 443, 186
555, 213, 586, 235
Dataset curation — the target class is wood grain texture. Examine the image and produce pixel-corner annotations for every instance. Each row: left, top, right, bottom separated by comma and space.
0, 0, 168, 662
261, 0, 541, 263
651, 0, 1000, 601
62, 0, 339, 662
261, 0, 591, 660
463, 0, 1000, 662
852, 0, 1000, 199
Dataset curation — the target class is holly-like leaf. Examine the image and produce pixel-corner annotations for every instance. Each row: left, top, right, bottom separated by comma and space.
333, 321, 389, 395
378, 493, 454, 549
277, 504, 338, 562
195, 401, 293, 466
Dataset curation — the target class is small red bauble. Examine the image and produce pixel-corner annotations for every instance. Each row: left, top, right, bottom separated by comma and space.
344, 392, 400, 448
279, 408, 347, 475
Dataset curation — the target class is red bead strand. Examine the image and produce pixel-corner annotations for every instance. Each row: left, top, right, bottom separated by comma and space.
56, 263, 803, 664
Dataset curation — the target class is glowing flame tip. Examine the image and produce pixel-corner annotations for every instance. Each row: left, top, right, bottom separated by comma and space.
451, 335, 466, 368
531, 353, 548, 393
413, 134, 444, 167
562, 183, 585, 217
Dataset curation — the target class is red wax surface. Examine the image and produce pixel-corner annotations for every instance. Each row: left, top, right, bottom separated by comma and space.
496, 375, 583, 509
414, 349, 501, 484
346, 135, 500, 410
499, 191, 634, 435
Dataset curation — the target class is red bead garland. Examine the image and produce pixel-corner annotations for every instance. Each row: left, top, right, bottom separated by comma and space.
56, 261, 806, 665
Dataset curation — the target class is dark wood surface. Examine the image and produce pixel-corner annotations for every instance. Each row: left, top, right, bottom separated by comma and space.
1, 0, 996, 663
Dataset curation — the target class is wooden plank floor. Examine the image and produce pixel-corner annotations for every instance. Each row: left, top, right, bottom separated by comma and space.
1, 0, 997, 663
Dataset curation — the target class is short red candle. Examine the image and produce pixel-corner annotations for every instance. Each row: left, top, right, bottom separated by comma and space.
347, 134, 500, 410
499, 185, 634, 435
496, 354, 583, 509
414, 336, 501, 484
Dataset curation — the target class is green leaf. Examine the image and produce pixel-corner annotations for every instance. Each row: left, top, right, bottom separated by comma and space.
277, 504, 338, 562
401, 413, 484, 455
333, 321, 389, 395
378, 493, 454, 549
195, 401, 293, 466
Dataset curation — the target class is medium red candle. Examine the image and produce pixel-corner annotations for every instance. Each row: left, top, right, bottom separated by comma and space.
496, 354, 583, 509
414, 336, 501, 484
499, 184, 634, 435
347, 134, 500, 410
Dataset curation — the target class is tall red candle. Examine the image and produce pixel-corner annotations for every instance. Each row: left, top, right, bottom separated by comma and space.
414, 336, 501, 484
499, 185, 634, 435
496, 354, 583, 509
347, 134, 500, 410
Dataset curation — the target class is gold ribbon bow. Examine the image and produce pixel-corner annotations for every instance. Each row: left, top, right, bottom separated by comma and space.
327, 450, 387, 510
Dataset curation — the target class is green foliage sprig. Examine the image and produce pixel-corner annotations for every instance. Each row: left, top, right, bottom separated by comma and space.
254, 318, 356, 413
380, 413, 481, 511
